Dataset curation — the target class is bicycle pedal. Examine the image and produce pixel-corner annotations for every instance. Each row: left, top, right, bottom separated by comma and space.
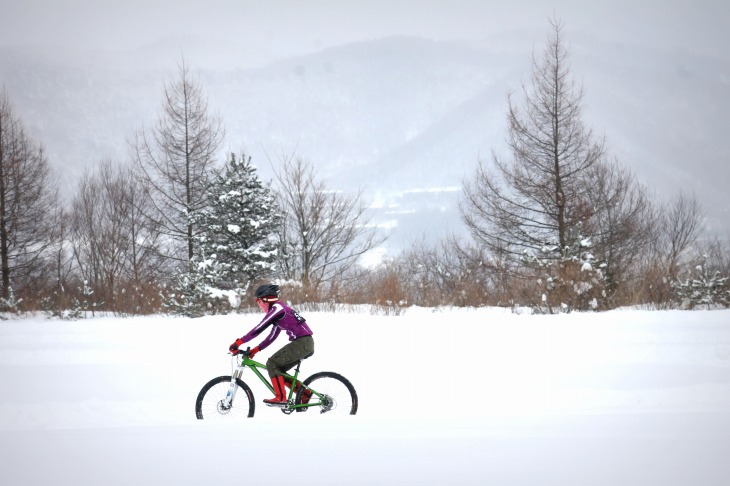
264, 401, 287, 407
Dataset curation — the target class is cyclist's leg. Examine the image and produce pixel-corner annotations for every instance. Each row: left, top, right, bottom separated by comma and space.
262, 374, 287, 405
267, 337, 315, 403
266, 336, 315, 378
285, 336, 315, 404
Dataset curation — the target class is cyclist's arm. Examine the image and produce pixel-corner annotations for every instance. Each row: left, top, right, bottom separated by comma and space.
240, 303, 285, 344
257, 325, 281, 351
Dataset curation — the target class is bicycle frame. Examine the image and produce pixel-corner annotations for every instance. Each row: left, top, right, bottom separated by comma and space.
225, 352, 322, 412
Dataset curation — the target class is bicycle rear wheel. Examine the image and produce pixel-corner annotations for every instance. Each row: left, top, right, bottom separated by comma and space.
195, 375, 255, 420
297, 371, 358, 415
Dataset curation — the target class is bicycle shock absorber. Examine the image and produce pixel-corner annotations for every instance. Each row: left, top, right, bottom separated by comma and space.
222, 379, 238, 410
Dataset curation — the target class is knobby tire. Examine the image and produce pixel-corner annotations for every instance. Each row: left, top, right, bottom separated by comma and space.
297, 371, 358, 415
195, 375, 255, 420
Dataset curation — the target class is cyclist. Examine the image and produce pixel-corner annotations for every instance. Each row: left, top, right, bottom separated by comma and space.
229, 284, 314, 406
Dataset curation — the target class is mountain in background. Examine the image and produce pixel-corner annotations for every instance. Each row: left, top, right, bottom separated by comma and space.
1, 33, 729, 256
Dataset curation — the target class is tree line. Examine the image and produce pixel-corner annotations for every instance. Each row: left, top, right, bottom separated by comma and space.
0, 20, 727, 317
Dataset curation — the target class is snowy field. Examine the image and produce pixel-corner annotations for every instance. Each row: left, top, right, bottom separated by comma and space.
1, 307, 730, 485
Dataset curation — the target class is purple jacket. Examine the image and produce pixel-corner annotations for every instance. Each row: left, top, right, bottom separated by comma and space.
239, 301, 313, 351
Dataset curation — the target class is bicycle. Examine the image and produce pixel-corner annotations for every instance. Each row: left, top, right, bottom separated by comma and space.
195, 348, 358, 419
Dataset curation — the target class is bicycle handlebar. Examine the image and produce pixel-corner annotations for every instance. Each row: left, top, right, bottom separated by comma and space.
230, 346, 251, 357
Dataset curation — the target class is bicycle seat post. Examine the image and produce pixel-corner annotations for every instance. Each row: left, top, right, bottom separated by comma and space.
291, 360, 302, 382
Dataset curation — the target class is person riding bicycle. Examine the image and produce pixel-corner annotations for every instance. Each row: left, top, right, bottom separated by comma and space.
229, 284, 314, 406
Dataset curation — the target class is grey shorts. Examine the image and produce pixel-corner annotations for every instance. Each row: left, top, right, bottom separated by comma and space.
266, 335, 315, 378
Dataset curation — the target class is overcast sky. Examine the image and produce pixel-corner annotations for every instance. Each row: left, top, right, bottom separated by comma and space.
2, 0, 729, 64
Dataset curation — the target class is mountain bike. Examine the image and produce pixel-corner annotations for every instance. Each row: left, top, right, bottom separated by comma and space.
195, 348, 358, 419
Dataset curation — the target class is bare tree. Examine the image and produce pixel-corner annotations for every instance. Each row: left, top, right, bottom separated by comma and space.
655, 190, 704, 278
0, 88, 60, 301
624, 189, 705, 307
132, 59, 224, 268
70, 160, 165, 311
272, 155, 385, 297
47, 207, 75, 292
581, 159, 655, 295
461, 18, 605, 267
386, 236, 495, 307
124, 165, 168, 287
72, 161, 123, 300
698, 235, 730, 278
459, 18, 660, 310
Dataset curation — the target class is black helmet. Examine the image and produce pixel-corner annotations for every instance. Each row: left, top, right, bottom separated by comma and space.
254, 284, 280, 301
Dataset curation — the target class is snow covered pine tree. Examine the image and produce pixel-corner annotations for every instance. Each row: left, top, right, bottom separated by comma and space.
189, 153, 281, 310
674, 254, 730, 309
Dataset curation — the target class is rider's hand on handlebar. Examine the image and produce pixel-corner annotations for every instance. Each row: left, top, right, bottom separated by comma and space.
229, 338, 244, 355
249, 346, 260, 359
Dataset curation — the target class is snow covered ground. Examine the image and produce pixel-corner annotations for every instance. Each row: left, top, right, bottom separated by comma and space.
1, 307, 730, 485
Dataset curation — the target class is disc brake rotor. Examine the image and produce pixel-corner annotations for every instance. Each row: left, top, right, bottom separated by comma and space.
217, 400, 232, 415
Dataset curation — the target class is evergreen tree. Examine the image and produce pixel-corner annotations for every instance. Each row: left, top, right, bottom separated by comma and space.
0, 286, 21, 315
523, 224, 607, 313
674, 255, 730, 309
78, 280, 102, 318
193, 153, 281, 295
162, 262, 210, 318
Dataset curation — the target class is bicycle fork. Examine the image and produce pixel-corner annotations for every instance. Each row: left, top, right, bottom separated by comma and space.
222, 368, 244, 410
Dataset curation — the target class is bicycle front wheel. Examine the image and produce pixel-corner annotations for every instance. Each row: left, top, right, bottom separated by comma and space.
195, 375, 255, 420
298, 371, 358, 415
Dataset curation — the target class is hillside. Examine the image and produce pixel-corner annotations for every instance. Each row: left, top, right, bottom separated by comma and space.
1, 34, 729, 252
